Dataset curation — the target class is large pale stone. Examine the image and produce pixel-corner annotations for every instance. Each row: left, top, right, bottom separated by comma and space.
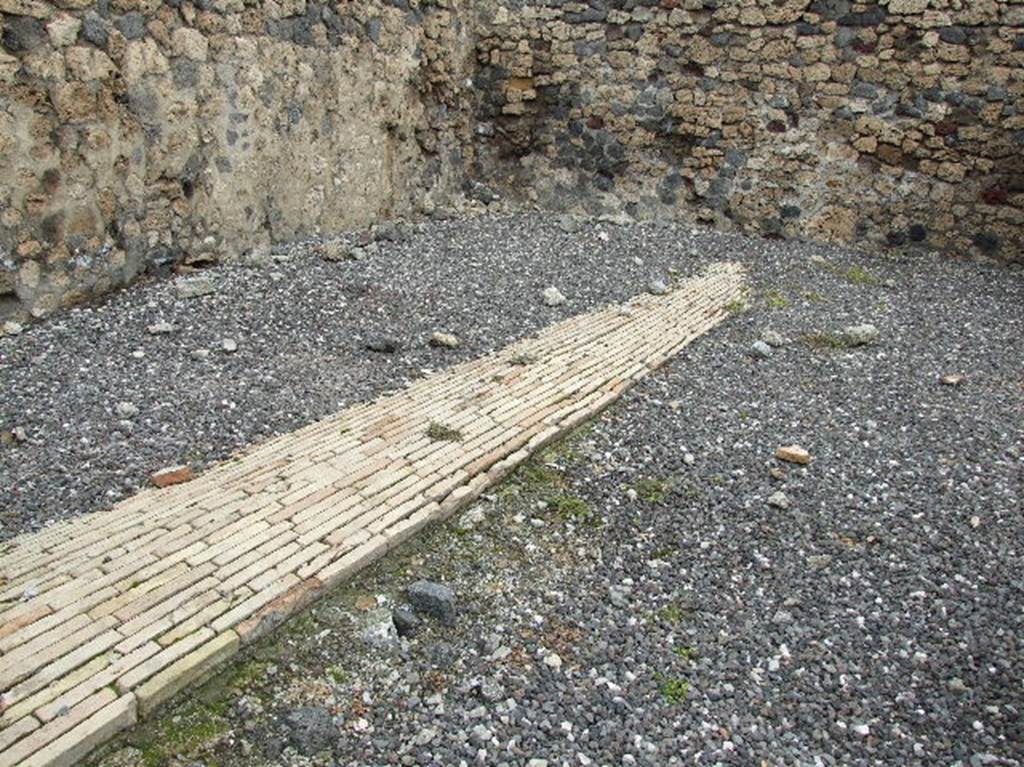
775, 445, 812, 465
171, 27, 208, 61
47, 13, 82, 46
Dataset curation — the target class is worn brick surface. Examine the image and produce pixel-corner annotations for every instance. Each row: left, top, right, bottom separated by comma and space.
0, 264, 744, 765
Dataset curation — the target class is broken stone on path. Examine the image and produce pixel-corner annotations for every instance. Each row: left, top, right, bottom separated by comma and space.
648, 279, 669, 296
361, 609, 399, 648
150, 464, 194, 488
147, 321, 176, 335
775, 445, 812, 465
750, 340, 773, 359
767, 491, 790, 509
761, 329, 786, 347
941, 373, 966, 386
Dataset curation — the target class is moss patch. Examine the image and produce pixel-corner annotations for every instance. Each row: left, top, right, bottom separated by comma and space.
724, 299, 747, 315
836, 264, 880, 285
547, 493, 596, 525
673, 645, 699, 662
426, 421, 463, 442
133, 699, 229, 767
631, 477, 673, 503
763, 289, 790, 309
656, 602, 687, 626
656, 675, 691, 705
799, 332, 852, 351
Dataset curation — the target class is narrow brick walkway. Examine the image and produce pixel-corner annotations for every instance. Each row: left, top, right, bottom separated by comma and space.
0, 262, 745, 767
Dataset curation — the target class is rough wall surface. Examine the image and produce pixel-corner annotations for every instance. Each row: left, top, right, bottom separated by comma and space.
0, 0, 475, 319
472, 0, 1023, 260
1, 0, 1022, 320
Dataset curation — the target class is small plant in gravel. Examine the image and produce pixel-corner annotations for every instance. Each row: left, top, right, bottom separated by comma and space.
656, 602, 688, 626
673, 645, 699, 662
763, 289, 790, 309
135, 698, 230, 767
632, 477, 673, 503
657, 675, 691, 705
227, 658, 268, 691
426, 421, 463, 442
547, 493, 597, 525
836, 264, 881, 286
327, 665, 349, 685
724, 299, 747, 315
513, 461, 564, 491
799, 332, 851, 351
676, 483, 703, 501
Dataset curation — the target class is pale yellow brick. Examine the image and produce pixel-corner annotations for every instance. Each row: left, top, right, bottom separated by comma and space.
21, 694, 136, 767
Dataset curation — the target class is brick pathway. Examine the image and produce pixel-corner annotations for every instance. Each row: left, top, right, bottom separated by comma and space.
0, 262, 745, 766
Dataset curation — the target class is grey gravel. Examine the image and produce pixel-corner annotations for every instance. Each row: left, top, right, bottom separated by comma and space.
6, 214, 1023, 767
365, 335, 401, 354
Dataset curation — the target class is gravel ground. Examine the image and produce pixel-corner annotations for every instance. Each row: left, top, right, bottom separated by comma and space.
1, 212, 756, 539
62, 213, 1023, 767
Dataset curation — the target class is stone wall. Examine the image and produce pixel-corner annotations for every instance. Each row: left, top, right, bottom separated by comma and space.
2, 0, 1022, 320
472, 0, 1024, 260
0, 0, 476, 319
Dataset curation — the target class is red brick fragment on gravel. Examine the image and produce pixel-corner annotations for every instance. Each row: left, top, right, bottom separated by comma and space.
151, 464, 194, 488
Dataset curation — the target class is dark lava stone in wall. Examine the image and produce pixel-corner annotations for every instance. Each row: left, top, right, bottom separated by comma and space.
2, 15, 44, 52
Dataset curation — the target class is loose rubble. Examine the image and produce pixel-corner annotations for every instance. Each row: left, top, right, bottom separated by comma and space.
429, 331, 460, 349
542, 287, 566, 307
843, 323, 880, 346
174, 276, 217, 300
775, 444, 812, 465
1, 214, 1020, 767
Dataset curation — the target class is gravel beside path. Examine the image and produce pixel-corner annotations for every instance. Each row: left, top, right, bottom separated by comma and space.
2, 214, 763, 539
3, 214, 1021, 766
